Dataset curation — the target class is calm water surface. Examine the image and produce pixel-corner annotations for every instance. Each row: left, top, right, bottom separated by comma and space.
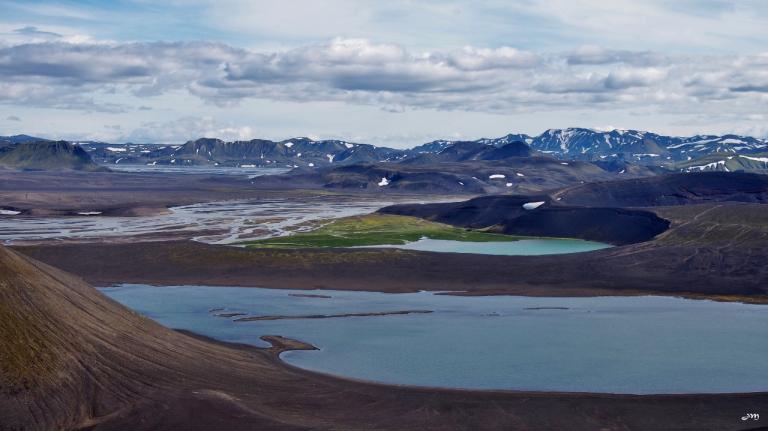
360, 237, 611, 255
102, 284, 768, 394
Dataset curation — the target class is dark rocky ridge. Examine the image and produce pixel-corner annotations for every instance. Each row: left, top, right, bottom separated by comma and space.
379, 172, 768, 245
554, 172, 768, 207
380, 195, 670, 245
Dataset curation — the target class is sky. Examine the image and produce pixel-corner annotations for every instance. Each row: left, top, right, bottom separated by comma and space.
0, 0, 767, 147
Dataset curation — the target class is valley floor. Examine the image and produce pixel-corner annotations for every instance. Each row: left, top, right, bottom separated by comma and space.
3, 170, 768, 430
14, 202, 768, 303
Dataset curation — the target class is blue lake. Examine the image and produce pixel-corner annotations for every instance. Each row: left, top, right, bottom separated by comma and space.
358, 237, 612, 255
101, 284, 768, 394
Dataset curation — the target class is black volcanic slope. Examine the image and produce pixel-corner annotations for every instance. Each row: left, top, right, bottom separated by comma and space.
481, 141, 533, 159
0, 141, 104, 171
380, 195, 670, 245
554, 171, 768, 207
380, 172, 768, 244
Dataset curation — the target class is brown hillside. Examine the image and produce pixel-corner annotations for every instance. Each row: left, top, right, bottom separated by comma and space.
1, 246, 766, 431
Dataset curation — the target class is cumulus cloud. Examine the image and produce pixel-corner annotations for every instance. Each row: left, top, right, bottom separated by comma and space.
534, 68, 667, 94
0, 36, 765, 118
215, 38, 525, 95
0, 41, 238, 84
604, 68, 668, 89
566, 45, 665, 66
122, 116, 258, 144
443, 46, 540, 70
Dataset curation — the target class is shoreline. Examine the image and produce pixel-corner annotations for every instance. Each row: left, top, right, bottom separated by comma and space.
16, 238, 768, 306
180, 329, 768, 398
7, 199, 768, 305
233, 309, 434, 322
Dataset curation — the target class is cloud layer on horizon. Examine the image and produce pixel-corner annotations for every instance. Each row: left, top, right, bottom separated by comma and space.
1, 37, 766, 118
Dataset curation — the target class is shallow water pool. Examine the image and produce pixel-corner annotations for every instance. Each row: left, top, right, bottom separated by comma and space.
359, 237, 612, 255
102, 284, 768, 394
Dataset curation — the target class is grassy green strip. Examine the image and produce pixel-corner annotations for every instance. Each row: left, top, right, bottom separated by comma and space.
242, 214, 524, 248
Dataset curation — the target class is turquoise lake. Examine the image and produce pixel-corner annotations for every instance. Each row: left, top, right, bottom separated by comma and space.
102, 284, 768, 394
357, 237, 612, 255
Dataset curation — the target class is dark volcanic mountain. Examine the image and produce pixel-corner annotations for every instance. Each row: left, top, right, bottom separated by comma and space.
0, 141, 104, 171
554, 172, 768, 207
407, 133, 533, 155
379, 172, 768, 244
481, 141, 534, 159
380, 195, 670, 245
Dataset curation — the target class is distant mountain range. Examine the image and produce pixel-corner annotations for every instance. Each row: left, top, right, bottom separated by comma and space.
79, 137, 403, 168
415, 129, 768, 166
2, 128, 767, 172
0, 134, 45, 145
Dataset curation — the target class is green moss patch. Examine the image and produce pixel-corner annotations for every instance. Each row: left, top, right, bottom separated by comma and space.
243, 214, 524, 248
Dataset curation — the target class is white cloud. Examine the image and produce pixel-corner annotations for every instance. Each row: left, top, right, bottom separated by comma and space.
123, 116, 258, 144
0, 33, 767, 142
566, 45, 665, 66
444, 46, 539, 70
0, 37, 762, 116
